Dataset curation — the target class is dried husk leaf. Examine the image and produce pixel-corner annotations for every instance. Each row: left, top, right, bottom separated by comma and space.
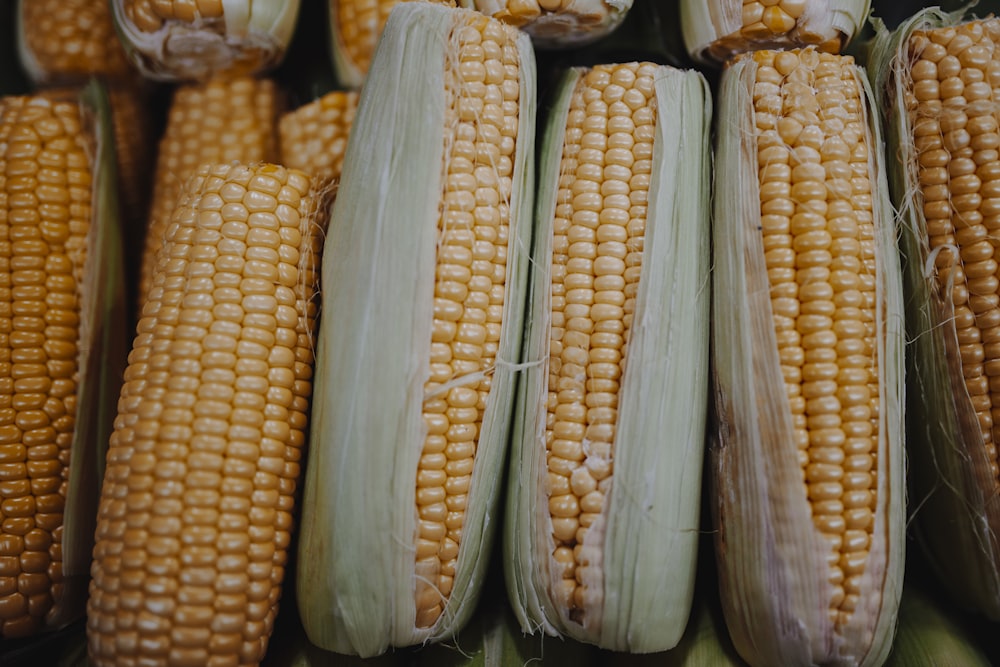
710, 52, 905, 666
109, 0, 300, 81
503, 63, 711, 653
295, 3, 536, 658
867, 6, 1000, 620
680, 0, 871, 67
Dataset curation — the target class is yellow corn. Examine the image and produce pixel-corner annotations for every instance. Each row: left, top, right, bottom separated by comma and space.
0, 84, 127, 640
278, 90, 359, 188
16, 0, 132, 85
870, 10, 1000, 621
138, 76, 280, 309
296, 3, 536, 656
503, 60, 711, 653
473, 0, 632, 49
680, 0, 868, 66
86, 161, 326, 667
109, 0, 301, 80
711, 47, 904, 666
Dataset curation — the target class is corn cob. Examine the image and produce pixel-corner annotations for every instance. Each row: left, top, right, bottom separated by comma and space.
86, 161, 327, 667
295, 2, 535, 656
16, 0, 132, 86
869, 8, 1000, 620
138, 76, 281, 309
472, 0, 632, 49
680, 0, 870, 67
503, 61, 710, 653
0, 82, 126, 640
109, 0, 301, 81
710, 48, 905, 666
278, 90, 359, 187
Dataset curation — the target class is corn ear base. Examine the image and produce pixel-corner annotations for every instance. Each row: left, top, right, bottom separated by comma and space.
710, 53, 905, 666
109, 0, 301, 81
867, 7, 1000, 620
680, 0, 871, 67
503, 63, 711, 653
295, 3, 536, 657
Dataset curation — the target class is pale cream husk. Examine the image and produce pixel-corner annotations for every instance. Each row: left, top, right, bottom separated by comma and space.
503, 63, 712, 653
109, 0, 299, 80
680, 0, 871, 66
710, 53, 905, 666
295, 3, 536, 658
868, 6, 1000, 620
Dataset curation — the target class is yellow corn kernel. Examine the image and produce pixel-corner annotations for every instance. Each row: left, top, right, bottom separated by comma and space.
86, 162, 326, 667
473, 0, 631, 48
544, 62, 657, 621
121, 0, 225, 33
138, 76, 280, 310
0, 94, 93, 639
18, 0, 132, 85
278, 90, 359, 188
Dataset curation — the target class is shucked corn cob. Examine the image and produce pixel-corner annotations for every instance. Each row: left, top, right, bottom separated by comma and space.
680, 0, 870, 67
296, 2, 535, 657
87, 161, 327, 666
138, 76, 281, 309
870, 9, 1000, 620
16, 0, 132, 85
0, 84, 126, 639
503, 62, 711, 652
110, 0, 302, 80
711, 48, 904, 666
278, 90, 359, 187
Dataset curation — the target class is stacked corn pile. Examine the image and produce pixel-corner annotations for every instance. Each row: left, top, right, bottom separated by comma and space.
8, 1, 1000, 666
685, 1, 907, 666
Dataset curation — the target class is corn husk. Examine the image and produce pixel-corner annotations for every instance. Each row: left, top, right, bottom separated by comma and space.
884, 587, 992, 667
503, 62, 711, 653
0, 80, 128, 636
680, 0, 871, 67
473, 0, 632, 50
295, 3, 536, 658
109, 0, 301, 81
867, 7, 1000, 621
710, 50, 905, 666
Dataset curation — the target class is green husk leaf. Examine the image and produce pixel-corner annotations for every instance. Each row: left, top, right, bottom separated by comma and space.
503, 62, 711, 653
45, 78, 128, 631
680, 0, 872, 67
885, 587, 992, 667
867, 7, 1000, 621
109, 0, 301, 81
295, 3, 536, 658
710, 52, 905, 666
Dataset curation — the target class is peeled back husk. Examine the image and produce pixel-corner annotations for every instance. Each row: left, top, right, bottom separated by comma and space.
867, 7, 1000, 620
503, 62, 712, 653
710, 50, 905, 666
109, 0, 300, 81
295, 3, 536, 658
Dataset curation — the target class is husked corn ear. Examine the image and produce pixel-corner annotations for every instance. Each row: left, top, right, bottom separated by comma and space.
87, 161, 326, 667
278, 90, 359, 187
473, 0, 632, 49
711, 48, 904, 666
139, 76, 280, 309
680, 0, 869, 66
0, 83, 127, 639
296, 2, 535, 656
16, 0, 132, 85
504, 61, 710, 653
869, 9, 1000, 620
328, 0, 456, 89
110, 0, 302, 80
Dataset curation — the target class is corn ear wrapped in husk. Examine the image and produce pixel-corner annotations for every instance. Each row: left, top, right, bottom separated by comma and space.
710, 48, 905, 666
885, 587, 992, 667
503, 62, 711, 653
680, 0, 870, 67
867, 7, 1000, 621
296, 3, 536, 658
473, 0, 632, 49
109, 0, 301, 81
